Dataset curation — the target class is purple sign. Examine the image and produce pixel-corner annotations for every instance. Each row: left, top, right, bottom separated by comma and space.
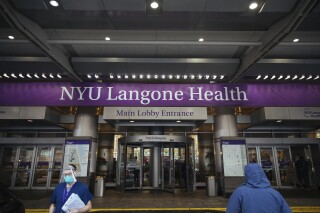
222, 140, 246, 145
0, 82, 320, 107
65, 140, 90, 145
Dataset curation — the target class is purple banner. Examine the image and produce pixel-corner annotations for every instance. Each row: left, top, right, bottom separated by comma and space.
65, 140, 90, 145
0, 82, 320, 107
222, 140, 246, 145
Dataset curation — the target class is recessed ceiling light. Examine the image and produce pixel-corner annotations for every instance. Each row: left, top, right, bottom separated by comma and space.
8, 35, 14, 40
150, 1, 159, 9
117, 74, 121, 79
27, 119, 33, 123
132, 74, 136, 79
270, 75, 276, 80
220, 75, 225, 80
278, 75, 283, 80
212, 75, 217, 79
293, 38, 299, 42
183, 75, 188, 79
249, 2, 258, 10
154, 74, 158, 79
190, 75, 195, 79
161, 75, 166, 79
285, 75, 290, 80
139, 74, 144, 79
57, 74, 62, 78
263, 75, 268, 80
49, 0, 59, 7
42, 73, 47, 78
11, 73, 17, 78
176, 75, 181, 79
198, 38, 204, 42
110, 74, 114, 79
130, 120, 135, 123
34, 73, 39, 78
95, 74, 99, 79
26, 73, 32, 78
168, 75, 173, 79
49, 73, 54, 78
124, 74, 129, 79
176, 120, 181, 123
299, 75, 305, 80
147, 74, 151, 79
314, 75, 319, 80
3, 73, 9, 78
19, 73, 24, 78
306, 75, 312, 80
276, 120, 282, 123
105, 37, 111, 41
87, 74, 92, 79
292, 75, 298, 80
256, 75, 261, 80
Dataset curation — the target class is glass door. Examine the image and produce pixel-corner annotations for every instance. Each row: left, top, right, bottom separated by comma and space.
162, 143, 175, 193
142, 147, 152, 188
125, 145, 141, 190
0, 147, 18, 186
13, 147, 35, 189
31, 146, 51, 189
49, 146, 63, 188
275, 147, 295, 188
259, 147, 277, 186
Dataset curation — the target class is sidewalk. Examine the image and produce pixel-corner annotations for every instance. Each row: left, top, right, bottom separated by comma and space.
16, 188, 320, 213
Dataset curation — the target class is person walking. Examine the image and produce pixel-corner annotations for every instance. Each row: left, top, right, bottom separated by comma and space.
49, 164, 93, 213
295, 155, 310, 189
226, 163, 292, 213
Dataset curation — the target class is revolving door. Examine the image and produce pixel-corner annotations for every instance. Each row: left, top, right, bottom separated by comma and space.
116, 135, 195, 193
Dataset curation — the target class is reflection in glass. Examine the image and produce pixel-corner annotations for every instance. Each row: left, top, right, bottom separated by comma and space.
0, 147, 17, 186
14, 147, 34, 187
260, 147, 276, 186
276, 147, 294, 187
50, 147, 63, 187
33, 147, 50, 187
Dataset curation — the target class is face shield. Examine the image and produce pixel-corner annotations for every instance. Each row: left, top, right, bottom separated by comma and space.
60, 165, 77, 184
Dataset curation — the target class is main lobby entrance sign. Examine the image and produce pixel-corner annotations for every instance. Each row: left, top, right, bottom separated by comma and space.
0, 83, 320, 107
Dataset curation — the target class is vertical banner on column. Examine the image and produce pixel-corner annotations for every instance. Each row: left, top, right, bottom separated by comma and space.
221, 139, 247, 176
63, 139, 90, 177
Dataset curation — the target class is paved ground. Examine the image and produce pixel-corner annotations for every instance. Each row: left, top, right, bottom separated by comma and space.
15, 188, 320, 213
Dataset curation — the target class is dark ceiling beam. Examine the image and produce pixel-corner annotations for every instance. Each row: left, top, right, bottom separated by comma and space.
228, 0, 319, 83
0, 0, 82, 82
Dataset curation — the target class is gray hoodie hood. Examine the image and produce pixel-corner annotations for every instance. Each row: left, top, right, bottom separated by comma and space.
244, 163, 271, 188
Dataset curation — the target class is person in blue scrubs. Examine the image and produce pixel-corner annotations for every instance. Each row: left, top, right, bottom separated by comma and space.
49, 164, 93, 213
226, 163, 292, 213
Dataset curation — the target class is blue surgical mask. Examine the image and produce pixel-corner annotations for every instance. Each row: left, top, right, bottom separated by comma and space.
64, 175, 74, 184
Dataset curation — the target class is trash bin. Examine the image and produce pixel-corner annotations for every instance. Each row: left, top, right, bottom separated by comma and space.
206, 176, 216, 196
94, 176, 105, 197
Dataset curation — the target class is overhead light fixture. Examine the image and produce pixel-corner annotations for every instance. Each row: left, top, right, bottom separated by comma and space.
293, 38, 299, 42
176, 120, 181, 123
34, 73, 39, 78
276, 120, 282, 123
168, 75, 173, 79
278, 75, 283, 80
19, 73, 24, 78
306, 75, 312, 80
285, 75, 290, 80
299, 75, 305, 80
314, 75, 319, 80
8, 35, 14, 40
57, 74, 62, 78
117, 74, 121, 79
139, 74, 144, 79
147, 74, 151, 79
124, 74, 129, 79
154, 74, 158, 79
42, 73, 47, 78
3, 73, 9, 78
105, 37, 111, 41
95, 74, 99, 79
26, 73, 32, 78
11, 73, 17, 78
49, 0, 59, 7
132, 74, 136, 79
212, 75, 217, 79
263, 75, 268, 80
146, 0, 162, 15
190, 75, 195, 79
198, 74, 203, 79
49, 73, 54, 78
270, 75, 276, 80
176, 75, 181, 79
249, 2, 258, 10
87, 74, 92, 79
150, 1, 159, 9
183, 75, 188, 79
198, 38, 204, 42
292, 75, 298, 80
27, 119, 33, 123
220, 75, 225, 80
130, 120, 135, 123
256, 75, 261, 80
205, 75, 210, 79
161, 74, 166, 79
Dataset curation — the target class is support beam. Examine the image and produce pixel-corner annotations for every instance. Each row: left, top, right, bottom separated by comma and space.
229, 0, 319, 83
0, 0, 82, 82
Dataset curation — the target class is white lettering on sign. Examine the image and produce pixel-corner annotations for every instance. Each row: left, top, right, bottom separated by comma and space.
60, 86, 248, 105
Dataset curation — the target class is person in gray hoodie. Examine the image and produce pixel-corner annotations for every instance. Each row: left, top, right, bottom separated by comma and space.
226, 163, 292, 213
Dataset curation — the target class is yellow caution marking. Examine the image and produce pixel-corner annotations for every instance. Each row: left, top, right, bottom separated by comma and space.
26, 206, 320, 213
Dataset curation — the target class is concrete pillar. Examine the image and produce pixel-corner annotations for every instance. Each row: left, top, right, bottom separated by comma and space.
73, 107, 98, 177
214, 107, 238, 173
